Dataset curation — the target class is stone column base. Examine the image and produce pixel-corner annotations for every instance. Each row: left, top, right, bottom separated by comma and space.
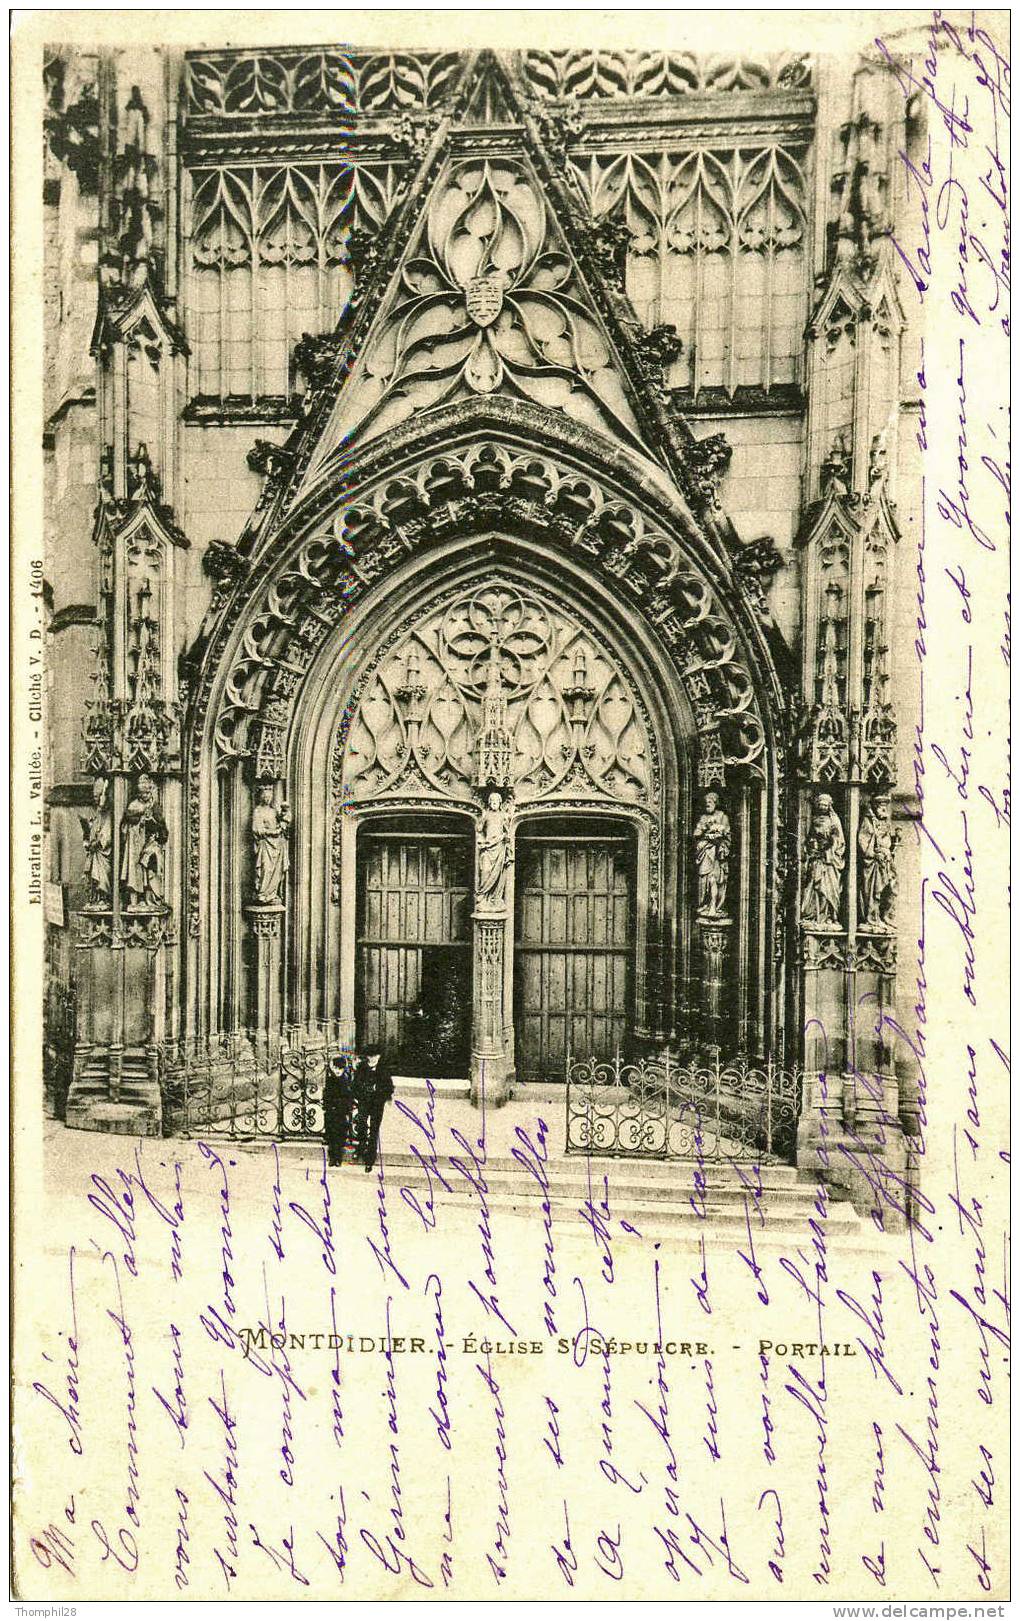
470, 1050, 513, 1107
795, 1080, 910, 1232
65, 1046, 163, 1135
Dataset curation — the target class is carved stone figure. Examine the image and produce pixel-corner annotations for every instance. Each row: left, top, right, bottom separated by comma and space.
801, 792, 845, 928
252, 784, 291, 906
475, 791, 512, 909
820, 429, 852, 495
80, 777, 112, 904
858, 795, 897, 927
120, 772, 168, 908
693, 789, 731, 917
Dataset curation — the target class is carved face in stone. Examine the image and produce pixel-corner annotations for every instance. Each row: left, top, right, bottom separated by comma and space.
486, 790, 503, 812
257, 784, 274, 806
872, 796, 891, 820
703, 790, 720, 814
138, 773, 155, 803
815, 793, 833, 816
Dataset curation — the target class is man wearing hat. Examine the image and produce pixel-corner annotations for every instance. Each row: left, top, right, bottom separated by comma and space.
356, 1044, 395, 1172
322, 1050, 357, 1167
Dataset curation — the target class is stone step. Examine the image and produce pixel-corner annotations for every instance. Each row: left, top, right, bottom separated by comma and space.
64, 1099, 159, 1136
385, 1167, 827, 1217
319, 1166, 859, 1236
379, 1147, 806, 1186
394, 1076, 472, 1098
391, 1176, 820, 1216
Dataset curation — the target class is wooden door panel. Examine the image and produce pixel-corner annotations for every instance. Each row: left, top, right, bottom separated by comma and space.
357, 830, 472, 1073
514, 831, 634, 1080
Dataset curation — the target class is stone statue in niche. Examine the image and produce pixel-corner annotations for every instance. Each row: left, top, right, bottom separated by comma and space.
475, 790, 513, 911
693, 788, 731, 917
120, 772, 168, 908
80, 777, 113, 904
858, 794, 898, 928
801, 792, 846, 928
252, 784, 291, 906
820, 429, 852, 496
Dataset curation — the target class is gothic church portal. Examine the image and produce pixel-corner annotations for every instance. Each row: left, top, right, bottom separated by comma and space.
42, 39, 925, 1214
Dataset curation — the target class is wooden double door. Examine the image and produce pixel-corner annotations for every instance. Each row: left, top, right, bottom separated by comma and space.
356, 814, 634, 1080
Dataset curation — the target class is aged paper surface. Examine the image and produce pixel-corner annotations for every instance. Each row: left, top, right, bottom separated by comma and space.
11, 7, 1011, 1603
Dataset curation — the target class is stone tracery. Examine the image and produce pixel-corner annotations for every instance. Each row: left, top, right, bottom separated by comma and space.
343, 579, 653, 807
317, 158, 648, 454
42, 37, 920, 1220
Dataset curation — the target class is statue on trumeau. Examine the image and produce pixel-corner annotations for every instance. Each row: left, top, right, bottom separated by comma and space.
475, 790, 512, 910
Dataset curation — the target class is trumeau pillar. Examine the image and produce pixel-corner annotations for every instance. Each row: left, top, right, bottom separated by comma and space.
795, 52, 907, 1218
66, 53, 189, 1134
469, 649, 514, 1105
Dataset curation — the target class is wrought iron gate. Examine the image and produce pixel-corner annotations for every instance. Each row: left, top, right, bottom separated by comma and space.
565, 1048, 802, 1164
161, 1023, 344, 1141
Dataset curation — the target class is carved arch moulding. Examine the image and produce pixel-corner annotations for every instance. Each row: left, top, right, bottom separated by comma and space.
180, 407, 792, 1065
185, 408, 789, 913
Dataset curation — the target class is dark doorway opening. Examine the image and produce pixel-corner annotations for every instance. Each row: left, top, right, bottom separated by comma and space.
356, 814, 473, 1076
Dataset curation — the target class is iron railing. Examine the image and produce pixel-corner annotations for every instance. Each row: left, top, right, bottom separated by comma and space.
565, 1047, 802, 1164
161, 1022, 346, 1141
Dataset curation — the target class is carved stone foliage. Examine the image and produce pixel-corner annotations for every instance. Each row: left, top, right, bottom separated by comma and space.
293, 331, 347, 393
849, 933, 896, 974
566, 145, 809, 396
521, 51, 811, 99
732, 535, 783, 619
204, 438, 769, 782
325, 158, 646, 453
343, 579, 654, 808
183, 49, 465, 117
801, 930, 847, 971
686, 433, 733, 510
74, 909, 174, 951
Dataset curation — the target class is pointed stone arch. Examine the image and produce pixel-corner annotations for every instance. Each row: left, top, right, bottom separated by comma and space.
182, 400, 794, 1075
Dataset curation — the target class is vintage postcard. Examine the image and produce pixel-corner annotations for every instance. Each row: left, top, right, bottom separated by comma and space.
11, 7, 1011, 1602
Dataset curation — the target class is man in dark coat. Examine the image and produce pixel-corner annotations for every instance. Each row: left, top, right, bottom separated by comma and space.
357, 1044, 395, 1172
322, 1051, 356, 1167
